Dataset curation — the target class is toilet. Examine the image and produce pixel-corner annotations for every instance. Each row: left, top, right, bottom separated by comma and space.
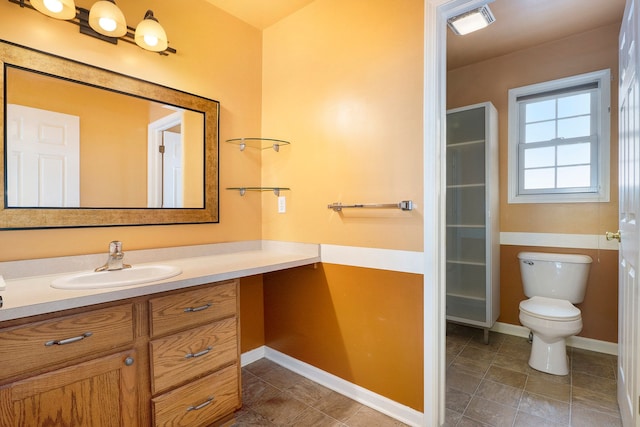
517, 251, 592, 375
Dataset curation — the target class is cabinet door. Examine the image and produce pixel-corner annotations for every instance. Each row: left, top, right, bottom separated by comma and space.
0, 350, 138, 426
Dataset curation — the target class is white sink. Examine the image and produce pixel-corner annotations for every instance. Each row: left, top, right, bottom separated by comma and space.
51, 265, 182, 290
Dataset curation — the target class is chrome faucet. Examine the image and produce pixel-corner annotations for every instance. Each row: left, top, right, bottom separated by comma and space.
95, 241, 131, 272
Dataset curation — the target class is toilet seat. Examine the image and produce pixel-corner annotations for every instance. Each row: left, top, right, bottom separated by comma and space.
519, 296, 581, 321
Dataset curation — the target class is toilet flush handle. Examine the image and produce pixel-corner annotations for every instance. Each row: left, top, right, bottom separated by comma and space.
522, 260, 534, 266
605, 230, 621, 242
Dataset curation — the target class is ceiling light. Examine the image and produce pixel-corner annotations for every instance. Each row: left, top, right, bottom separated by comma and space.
135, 10, 168, 52
88, 0, 127, 37
30, 0, 75, 20
447, 5, 495, 36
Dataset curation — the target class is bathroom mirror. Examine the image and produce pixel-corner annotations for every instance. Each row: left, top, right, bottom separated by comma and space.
0, 40, 219, 229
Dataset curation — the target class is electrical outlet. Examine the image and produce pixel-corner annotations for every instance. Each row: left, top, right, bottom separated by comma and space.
278, 196, 286, 213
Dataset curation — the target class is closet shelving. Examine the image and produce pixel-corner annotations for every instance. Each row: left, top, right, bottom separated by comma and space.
225, 138, 290, 196
445, 102, 499, 343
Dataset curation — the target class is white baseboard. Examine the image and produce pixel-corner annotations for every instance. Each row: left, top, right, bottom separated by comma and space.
241, 346, 266, 366
491, 321, 618, 356
240, 325, 615, 427
240, 346, 424, 426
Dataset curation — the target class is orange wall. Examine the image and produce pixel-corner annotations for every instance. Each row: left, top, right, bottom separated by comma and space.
447, 24, 620, 342
258, 0, 426, 410
239, 274, 266, 353
0, 0, 263, 259
264, 264, 424, 411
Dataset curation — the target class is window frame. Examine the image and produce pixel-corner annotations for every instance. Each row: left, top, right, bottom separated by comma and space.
507, 69, 611, 204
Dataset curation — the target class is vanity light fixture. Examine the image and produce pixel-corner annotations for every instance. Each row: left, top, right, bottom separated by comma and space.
88, 0, 127, 38
447, 4, 495, 36
9, 0, 176, 55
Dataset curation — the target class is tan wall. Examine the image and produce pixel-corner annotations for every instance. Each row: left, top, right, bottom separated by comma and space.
447, 23, 619, 235
0, 0, 263, 259
261, 0, 424, 251
447, 24, 620, 342
264, 264, 424, 411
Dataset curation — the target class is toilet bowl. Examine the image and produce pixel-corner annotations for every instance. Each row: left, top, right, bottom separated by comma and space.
519, 296, 582, 375
517, 252, 592, 376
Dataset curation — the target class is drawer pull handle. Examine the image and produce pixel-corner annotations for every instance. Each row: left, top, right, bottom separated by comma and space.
45, 332, 93, 346
184, 303, 212, 313
187, 396, 214, 412
185, 346, 213, 359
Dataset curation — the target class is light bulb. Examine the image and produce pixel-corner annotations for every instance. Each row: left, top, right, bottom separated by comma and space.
144, 34, 158, 47
43, 0, 63, 13
99, 17, 117, 32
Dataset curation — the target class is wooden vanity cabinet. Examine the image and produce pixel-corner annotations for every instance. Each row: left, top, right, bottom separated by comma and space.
0, 279, 241, 427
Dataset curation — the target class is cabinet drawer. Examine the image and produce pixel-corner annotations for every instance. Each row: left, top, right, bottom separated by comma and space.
149, 281, 237, 337
150, 316, 238, 394
0, 304, 134, 381
152, 364, 240, 427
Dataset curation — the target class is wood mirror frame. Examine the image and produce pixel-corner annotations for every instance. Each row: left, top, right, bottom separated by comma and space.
0, 40, 219, 229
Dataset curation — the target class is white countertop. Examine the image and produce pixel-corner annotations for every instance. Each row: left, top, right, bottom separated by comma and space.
0, 240, 320, 321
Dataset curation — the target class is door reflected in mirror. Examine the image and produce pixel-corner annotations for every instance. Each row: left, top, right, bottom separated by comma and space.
6, 66, 205, 209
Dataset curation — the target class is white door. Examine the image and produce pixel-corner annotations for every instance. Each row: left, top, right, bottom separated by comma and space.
147, 111, 183, 208
6, 104, 80, 207
618, 0, 640, 425
161, 131, 183, 208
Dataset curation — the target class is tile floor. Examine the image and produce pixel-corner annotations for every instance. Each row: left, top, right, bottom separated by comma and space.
445, 323, 622, 427
231, 324, 622, 427
233, 358, 409, 426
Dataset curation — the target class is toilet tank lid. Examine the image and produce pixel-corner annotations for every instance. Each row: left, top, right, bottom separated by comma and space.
517, 252, 592, 264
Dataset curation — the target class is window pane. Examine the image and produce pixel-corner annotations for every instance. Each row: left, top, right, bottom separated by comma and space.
524, 168, 555, 189
526, 99, 556, 122
558, 142, 591, 166
558, 93, 591, 118
557, 165, 591, 188
525, 121, 556, 143
558, 116, 591, 139
524, 146, 555, 168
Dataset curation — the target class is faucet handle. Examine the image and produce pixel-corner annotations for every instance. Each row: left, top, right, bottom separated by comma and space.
109, 241, 123, 253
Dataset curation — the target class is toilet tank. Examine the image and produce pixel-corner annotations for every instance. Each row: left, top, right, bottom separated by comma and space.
517, 252, 592, 303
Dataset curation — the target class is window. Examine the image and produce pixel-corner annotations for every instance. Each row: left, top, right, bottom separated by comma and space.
507, 70, 610, 203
